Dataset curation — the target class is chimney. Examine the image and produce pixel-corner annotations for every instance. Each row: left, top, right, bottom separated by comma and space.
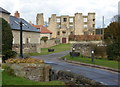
14, 11, 20, 18
29, 21, 32, 25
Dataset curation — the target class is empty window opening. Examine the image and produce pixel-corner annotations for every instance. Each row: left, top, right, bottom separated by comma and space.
62, 31, 66, 34
63, 18, 67, 22
70, 18, 73, 22
57, 31, 60, 35
84, 25, 88, 28
57, 18, 60, 22
84, 18, 87, 22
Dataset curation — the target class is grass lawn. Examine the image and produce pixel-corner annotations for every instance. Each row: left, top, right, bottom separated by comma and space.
63, 55, 119, 69
2, 71, 65, 86
0, 70, 2, 86
28, 44, 71, 56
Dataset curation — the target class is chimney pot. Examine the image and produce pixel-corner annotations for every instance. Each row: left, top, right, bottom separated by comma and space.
14, 11, 20, 18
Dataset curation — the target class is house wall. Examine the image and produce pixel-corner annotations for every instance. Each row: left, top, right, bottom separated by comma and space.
40, 33, 52, 39
12, 30, 41, 44
12, 30, 41, 53
0, 12, 10, 23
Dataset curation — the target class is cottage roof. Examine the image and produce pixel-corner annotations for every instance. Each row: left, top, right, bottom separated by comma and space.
0, 7, 10, 14
10, 16, 40, 33
32, 25, 52, 34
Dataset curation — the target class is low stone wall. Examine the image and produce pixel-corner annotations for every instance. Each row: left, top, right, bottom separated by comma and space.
12, 44, 41, 53
72, 43, 107, 58
40, 39, 57, 48
4, 63, 51, 82
50, 70, 104, 86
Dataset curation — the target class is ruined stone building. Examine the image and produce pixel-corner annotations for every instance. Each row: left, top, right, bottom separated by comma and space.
36, 13, 96, 43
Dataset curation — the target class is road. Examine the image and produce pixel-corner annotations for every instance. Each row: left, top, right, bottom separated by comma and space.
32, 51, 120, 86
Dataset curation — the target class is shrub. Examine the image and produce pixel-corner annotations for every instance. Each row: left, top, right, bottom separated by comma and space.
0, 18, 13, 62
3, 50, 17, 62
5, 58, 44, 64
4, 50, 17, 58
23, 54, 30, 58
107, 43, 120, 60
2, 65, 14, 76
41, 36, 48, 42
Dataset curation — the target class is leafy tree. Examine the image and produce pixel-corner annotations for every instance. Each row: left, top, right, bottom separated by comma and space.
104, 22, 120, 43
104, 22, 120, 60
0, 18, 13, 62
111, 15, 120, 23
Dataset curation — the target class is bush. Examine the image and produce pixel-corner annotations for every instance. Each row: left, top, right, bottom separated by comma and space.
1, 18, 13, 61
19, 54, 30, 58
2, 65, 14, 76
107, 43, 120, 60
3, 50, 17, 62
41, 36, 48, 42
5, 58, 44, 64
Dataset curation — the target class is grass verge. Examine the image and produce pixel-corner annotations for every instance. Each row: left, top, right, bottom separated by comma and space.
63, 55, 119, 69
28, 44, 71, 56
2, 71, 65, 85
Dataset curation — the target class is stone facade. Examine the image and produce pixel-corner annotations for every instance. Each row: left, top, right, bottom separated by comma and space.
12, 30, 41, 44
40, 39, 57, 48
36, 13, 44, 25
46, 13, 95, 43
36, 12, 95, 43
12, 30, 41, 53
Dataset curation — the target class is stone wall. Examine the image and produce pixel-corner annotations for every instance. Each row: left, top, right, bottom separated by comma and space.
12, 44, 41, 53
4, 63, 51, 82
40, 39, 58, 48
72, 43, 107, 58
50, 70, 103, 86
12, 39, 59, 53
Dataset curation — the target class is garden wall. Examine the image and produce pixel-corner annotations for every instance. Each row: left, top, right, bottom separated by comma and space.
4, 63, 51, 82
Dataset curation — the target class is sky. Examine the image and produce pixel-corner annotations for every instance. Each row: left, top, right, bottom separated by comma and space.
0, 0, 119, 28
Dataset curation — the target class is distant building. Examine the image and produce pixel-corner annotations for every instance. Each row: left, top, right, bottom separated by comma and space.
36, 13, 96, 43
32, 24, 52, 39
96, 28, 104, 35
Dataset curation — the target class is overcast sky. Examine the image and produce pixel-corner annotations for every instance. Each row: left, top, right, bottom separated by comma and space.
0, 0, 119, 28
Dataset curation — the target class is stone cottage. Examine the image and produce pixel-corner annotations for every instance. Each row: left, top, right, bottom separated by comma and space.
0, 7, 41, 53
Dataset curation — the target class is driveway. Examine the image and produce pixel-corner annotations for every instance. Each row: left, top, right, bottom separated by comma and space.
32, 51, 120, 86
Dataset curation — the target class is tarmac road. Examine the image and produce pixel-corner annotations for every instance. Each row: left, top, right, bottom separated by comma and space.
32, 51, 120, 86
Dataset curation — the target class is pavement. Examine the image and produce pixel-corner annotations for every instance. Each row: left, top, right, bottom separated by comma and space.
32, 51, 120, 86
